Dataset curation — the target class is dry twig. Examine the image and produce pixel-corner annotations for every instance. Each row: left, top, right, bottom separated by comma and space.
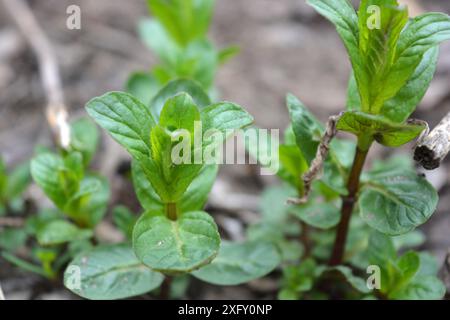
0, 282, 5, 300
1, 0, 70, 149
0, 216, 25, 228
414, 112, 450, 170
288, 113, 342, 205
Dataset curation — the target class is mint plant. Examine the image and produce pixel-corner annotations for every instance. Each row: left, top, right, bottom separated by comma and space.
0, 157, 30, 216
60, 0, 283, 300
249, 0, 450, 300
126, 0, 238, 104
1, 118, 108, 280
31, 117, 109, 231
65, 80, 282, 299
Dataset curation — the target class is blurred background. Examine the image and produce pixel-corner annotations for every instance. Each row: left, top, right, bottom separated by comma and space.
0, 0, 449, 299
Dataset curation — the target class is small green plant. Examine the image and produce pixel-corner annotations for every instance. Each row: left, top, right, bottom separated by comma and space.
126, 0, 238, 104
1, 118, 108, 279
3, 0, 448, 301
63, 83, 282, 299
60, 0, 281, 300
0, 157, 30, 216
248, 0, 450, 300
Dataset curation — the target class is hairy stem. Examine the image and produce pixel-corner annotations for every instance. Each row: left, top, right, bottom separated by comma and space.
329, 143, 371, 266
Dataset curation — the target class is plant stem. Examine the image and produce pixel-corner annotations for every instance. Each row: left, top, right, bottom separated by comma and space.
296, 185, 312, 257
329, 144, 370, 266
166, 202, 178, 221
159, 276, 173, 300
300, 221, 312, 257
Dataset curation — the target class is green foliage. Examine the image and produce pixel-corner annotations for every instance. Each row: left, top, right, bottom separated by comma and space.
31, 151, 109, 228
368, 232, 445, 299
87, 76, 252, 277
360, 170, 438, 235
0, 157, 31, 215
309, 0, 450, 121
133, 210, 220, 273
37, 220, 93, 246
64, 244, 164, 299
4, 0, 448, 302
1, 118, 108, 281
127, 0, 238, 103
267, 0, 449, 301
337, 111, 426, 148
192, 241, 281, 285
112, 206, 138, 240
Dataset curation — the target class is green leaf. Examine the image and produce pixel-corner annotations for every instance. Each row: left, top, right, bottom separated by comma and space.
367, 154, 413, 175
392, 231, 425, 251
150, 79, 211, 120
70, 118, 99, 167
286, 94, 323, 164
383, 13, 450, 113
417, 252, 440, 277
389, 275, 446, 300
346, 71, 361, 111
368, 231, 396, 266
64, 175, 110, 228
360, 171, 438, 235
320, 265, 371, 294
200, 102, 254, 145
86, 91, 156, 160
278, 145, 308, 190
162, 39, 217, 89
279, 259, 317, 299
125, 72, 161, 106
397, 251, 420, 279
192, 241, 280, 285
37, 220, 93, 246
159, 93, 200, 134
357, 1, 409, 113
176, 165, 217, 212
147, 0, 215, 46
82, 175, 110, 227
133, 210, 220, 273
218, 46, 240, 65
25, 208, 63, 236
0, 228, 27, 251
244, 126, 280, 176
112, 206, 137, 240
150, 125, 202, 202
31, 153, 73, 209
184, 40, 217, 88
246, 222, 302, 263
381, 46, 439, 123
132, 160, 217, 213
1, 252, 48, 278
337, 111, 425, 147
4, 161, 30, 200
259, 185, 295, 224
290, 203, 340, 229
138, 18, 179, 65
64, 244, 164, 300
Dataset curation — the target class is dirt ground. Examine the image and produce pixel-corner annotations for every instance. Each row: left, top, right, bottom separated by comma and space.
0, 0, 449, 299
